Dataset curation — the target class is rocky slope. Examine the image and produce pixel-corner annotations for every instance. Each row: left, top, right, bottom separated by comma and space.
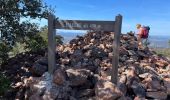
2, 31, 170, 100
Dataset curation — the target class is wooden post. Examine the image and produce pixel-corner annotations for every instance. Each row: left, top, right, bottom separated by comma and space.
111, 14, 122, 84
48, 13, 56, 74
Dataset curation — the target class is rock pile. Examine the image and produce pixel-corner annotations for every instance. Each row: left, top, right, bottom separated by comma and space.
0, 50, 46, 99
25, 31, 170, 100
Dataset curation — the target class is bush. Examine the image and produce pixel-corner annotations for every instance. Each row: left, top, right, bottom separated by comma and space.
0, 25, 64, 64
24, 25, 63, 52
0, 73, 10, 96
24, 34, 47, 52
154, 48, 170, 58
0, 42, 12, 64
9, 43, 27, 57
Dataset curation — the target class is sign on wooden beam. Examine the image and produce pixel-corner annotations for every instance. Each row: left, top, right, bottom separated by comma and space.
55, 20, 115, 31
48, 13, 123, 85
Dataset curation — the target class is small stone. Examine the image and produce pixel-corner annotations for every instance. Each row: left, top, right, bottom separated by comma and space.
36, 57, 48, 66
95, 80, 122, 100
163, 78, 170, 95
61, 58, 70, 65
118, 83, 127, 95
137, 51, 148, 57
146, 91, 167, 99
134, 96, 145, 100
77, 89, 95, 98
98, 44, 105, 49
119, 47, 129, 56
29, 93, 42, 100
119, 75, 127, 84
13, 82, 23, 88
146, 77, 162, 90
127, 68, 136, 77
66, 68, 90, 86
128, 50, 136, 56
131, 81, 146, 98
139, 73, 151, 79
155, 60, 168, 67
122, 35, 130, 40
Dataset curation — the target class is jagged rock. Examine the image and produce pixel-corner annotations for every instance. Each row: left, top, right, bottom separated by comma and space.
119, 47, 129, 56
61, 58, 70, 65
146, 91, 167, 99
156, 60, 169, 67
46, 85, 71, 100
91, 47, 108, 58
53, 69, 66, 85
36, 57, 48, 66
121, 34, 130, 40
31, 63, 47, 76
11, 31, 170, 99
128, 50, 136, 56
77, 89, 95, 98
138, 73, 151, 79
12, 82, 23, 88
138, 50, 149, 58
163, 78, 170, 95
119, 75, 127, 84
118, 83, 127, 95
29, 93, 42, 100
95, 80, 123, 100
145, 76, 162, 90
131, 81, 146, 98
66, 68, 91, 86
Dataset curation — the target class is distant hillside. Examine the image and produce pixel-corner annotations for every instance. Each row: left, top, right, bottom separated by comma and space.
149, 35, 170, 48
57, 32, 170, 48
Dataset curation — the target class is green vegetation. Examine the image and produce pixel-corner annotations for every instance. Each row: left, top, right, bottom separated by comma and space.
0, 0, 64, 64
154, 48, 170, 58
0, 73, 10, 96
8, 25, 63, 58
0, 0, 50, 64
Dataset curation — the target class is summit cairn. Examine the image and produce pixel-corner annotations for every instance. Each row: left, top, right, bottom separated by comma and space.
25, 31, 170, 100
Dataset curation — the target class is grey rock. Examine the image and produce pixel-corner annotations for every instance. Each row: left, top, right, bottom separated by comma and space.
66, 68, 91, 86
131, 81, 146, 98
31, 63, 47, 76
95, 80, 123, 100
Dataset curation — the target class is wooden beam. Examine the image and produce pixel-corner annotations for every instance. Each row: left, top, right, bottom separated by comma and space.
111, 14, 122, 84
55, 20, 115, 31
48, 13, 56, 74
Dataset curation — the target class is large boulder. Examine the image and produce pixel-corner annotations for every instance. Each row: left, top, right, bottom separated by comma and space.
53, 69, 66, 85
66, 68, 91, 87
31, 63, 47, 76
95, 80, 123, 100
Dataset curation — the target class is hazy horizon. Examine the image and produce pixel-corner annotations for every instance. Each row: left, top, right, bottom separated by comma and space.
56, 31, 170, 48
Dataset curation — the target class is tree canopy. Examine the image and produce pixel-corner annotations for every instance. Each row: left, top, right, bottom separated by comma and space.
0, 0, 54, 64
0, 0, 50, 45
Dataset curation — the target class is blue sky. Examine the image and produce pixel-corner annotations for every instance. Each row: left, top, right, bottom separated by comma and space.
37, 0, 170, 36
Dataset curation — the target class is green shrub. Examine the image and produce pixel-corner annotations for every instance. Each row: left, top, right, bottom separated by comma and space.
0, 42, 12, 64
24, 34, 47, 52
9, 43, 27, 58
154, 48, 170, 58
0, 73, 10, 96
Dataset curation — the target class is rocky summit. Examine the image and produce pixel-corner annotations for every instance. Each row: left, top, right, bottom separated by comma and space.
10, 32, 170, 100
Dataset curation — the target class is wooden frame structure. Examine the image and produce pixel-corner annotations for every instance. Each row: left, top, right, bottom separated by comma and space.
48, 13, 122, 84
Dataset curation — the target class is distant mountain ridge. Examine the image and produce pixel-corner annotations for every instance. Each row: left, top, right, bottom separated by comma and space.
57, 32, 170, 48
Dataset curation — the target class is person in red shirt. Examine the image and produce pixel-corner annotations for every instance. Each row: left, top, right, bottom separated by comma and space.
136, 24, 149, 49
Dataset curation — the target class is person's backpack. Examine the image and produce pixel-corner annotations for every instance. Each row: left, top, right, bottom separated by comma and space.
141, 26, 150, 39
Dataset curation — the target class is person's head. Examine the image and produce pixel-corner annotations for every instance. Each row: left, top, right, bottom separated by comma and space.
136, 24, 141, 29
